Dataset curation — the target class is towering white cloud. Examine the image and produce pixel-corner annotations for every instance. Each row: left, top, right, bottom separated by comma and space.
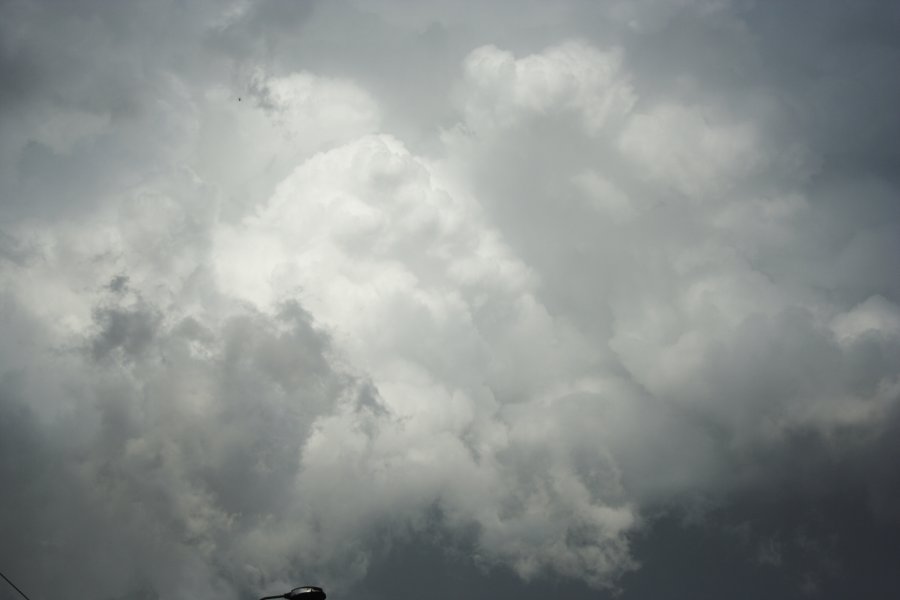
214, 131, 636, 587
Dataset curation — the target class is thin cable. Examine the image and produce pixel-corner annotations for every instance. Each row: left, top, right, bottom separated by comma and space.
0, 570, 33, 600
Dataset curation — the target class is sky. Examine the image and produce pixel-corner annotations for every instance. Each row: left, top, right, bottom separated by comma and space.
1, 1, 899, 599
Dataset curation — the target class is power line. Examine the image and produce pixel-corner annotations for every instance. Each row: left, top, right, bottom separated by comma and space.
0, 570, 33, 600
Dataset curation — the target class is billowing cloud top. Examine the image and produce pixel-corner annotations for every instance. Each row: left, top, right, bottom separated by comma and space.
2, 1, 900, 599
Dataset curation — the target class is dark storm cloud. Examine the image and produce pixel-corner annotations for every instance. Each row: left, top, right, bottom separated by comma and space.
1, 284, 367, 598
2, 1, 900, 599
208, 0, 316, 60
89, 297, 162, 361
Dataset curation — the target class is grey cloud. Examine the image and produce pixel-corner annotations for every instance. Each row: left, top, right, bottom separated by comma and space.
1, 290, 364, 599
207, 0, 316, 61
89, 295, 162, 362
2, 1, 900, 599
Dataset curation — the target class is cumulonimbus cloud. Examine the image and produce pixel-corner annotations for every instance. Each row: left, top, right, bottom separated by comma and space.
2, 2, 900, 599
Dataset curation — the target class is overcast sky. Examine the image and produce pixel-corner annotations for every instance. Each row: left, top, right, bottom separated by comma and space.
2, 1, 900, 599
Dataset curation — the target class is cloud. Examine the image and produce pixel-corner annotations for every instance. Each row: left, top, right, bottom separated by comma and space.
459, 41, 635, 133
214, 132, 637, 587
2, 1, 900, 599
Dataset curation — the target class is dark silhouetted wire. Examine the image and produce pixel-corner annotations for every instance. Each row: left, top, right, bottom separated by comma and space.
0, 570, 33, 600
